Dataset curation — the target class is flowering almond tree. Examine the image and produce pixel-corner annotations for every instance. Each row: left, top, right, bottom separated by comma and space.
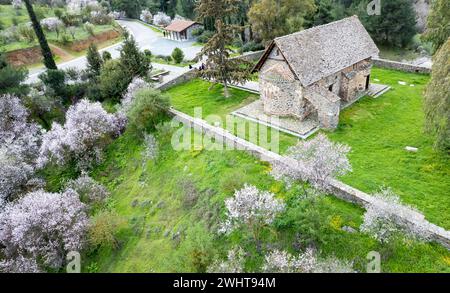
219, 184, 285, 242
272, 133, 352, 193
153, 12, 172, 27
38, 99, 126, 171
0, 189, 88, 272
0, 95, 42, 206
262, 248, 354, 273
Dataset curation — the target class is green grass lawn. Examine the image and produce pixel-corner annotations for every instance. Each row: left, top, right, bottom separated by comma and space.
83, 128, 450, 273
165, 68, 450, 230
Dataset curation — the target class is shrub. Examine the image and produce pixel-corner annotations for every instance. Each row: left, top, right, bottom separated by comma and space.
171, 47, 184, 64
102, 50, 112, 61
240, 41, 264, 53
65, 175, 110, 207
17, 23, 35, 43
126, 88, 170, 137
38, 69, 67, 99
84, 21, 95, 36
207, 247, 245, 273
196, 30, 214, 43
89, 210, 126, 249
99, 59, 131, 101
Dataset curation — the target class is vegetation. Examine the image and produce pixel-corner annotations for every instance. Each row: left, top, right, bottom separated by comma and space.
82, 128, 450, 272
0, 53, 28, 96
171, 47, 184, 64
166, 68, 450, 230
424, 38, 450, 152
23, 0, 57, 69
423, 0, 450, 53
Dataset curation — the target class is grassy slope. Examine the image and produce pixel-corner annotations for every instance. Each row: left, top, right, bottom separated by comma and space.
166, 69, 450, 229
87, 128, 450, 273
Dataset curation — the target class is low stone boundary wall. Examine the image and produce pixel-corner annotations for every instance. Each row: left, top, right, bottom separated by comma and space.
169, 107, 450, 249
231, 50, 265, 62
373, 58, 431, 74
155, 69, 197, 91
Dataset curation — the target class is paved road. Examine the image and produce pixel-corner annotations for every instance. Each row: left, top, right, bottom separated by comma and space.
26, 20, 202, 83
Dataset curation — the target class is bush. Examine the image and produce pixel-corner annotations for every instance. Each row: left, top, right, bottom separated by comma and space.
126, 88, 170, 137
171, 48, 184, 64
240, 41, 265, 53
196, 30, 214, 44
89, 210, 126, 249
99, 59, 131, 101
84, 22, 95, 36
102, 51, 112, 61
38, 69, 67, 99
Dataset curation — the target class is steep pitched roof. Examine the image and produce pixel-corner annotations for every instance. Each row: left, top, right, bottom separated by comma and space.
254, 16, 379, 86
164, 20, 199, 32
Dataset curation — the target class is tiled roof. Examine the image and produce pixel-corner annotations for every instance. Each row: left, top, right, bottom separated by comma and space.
164, 20, 199, 32
255, 16, 379, 86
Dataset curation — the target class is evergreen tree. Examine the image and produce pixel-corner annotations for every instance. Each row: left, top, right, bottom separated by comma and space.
171, 48, 184, 64
424, 38, 450, 152
197, 0, 251, 98
0, 53, 29, 96
23, 0, 57, 70
358, 0, 417, 48
112, 0, 145, 18
248, 0, 316, 44
423, 0, 450, 54
119, 31, 151, 78
86, 44, 103, 77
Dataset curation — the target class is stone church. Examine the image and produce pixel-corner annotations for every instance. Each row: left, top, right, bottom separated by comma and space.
253, 16, 379, 129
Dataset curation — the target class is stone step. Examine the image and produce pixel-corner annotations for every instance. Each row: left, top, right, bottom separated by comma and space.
368, 85, 391, 98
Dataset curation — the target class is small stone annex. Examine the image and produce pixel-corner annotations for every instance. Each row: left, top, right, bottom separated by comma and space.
164, 20, 203, 41
252, 16, 380, 130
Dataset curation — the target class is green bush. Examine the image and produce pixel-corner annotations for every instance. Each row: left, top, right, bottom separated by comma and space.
99, 59, 131, 101
171, 48, 184, 64
196, 30, 214, 44
126, 88, 170, 136
89, 210, 126, 249
38, 69, 67, 99
102, 51, 112, 62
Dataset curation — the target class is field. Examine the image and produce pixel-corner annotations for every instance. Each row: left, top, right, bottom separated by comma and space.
166, 68, 450, 230
80, 127, 450, 273
0, 4, 120, 66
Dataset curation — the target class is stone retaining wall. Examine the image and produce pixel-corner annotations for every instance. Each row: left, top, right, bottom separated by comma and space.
232, 50, 265, 62
373, 58, 431, 74
155, 69, 197, 91
169, 107, 450, 250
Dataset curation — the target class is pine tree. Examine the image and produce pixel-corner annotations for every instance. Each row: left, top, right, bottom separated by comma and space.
23, 0, 57, 70
196, 0, 251, 98
424, 38, 450, 152
119, 31, 151, 78
86, 44, 103, 77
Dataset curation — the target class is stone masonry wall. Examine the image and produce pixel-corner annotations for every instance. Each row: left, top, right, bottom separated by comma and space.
373, 58, 431, 74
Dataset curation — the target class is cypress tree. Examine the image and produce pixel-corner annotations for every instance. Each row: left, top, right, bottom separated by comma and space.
23, 0, 57, 70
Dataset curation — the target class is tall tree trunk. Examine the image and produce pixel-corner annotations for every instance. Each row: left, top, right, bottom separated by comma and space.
23, 0, 57, 70
223, 82, 230, 98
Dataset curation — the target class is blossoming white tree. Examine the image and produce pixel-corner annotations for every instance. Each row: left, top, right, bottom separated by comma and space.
360, 187, 432, 243
65, 174, 110, 206
0, 95, 42, 206
38, 99, 126, 171
40, 17, 64, 38
207, 247, 246, 273
262, 248, 354, 273
271, 133, 352, 192
0, 189, 89, 272
140, 9, 153, 23
120, 77, 150, 112
11, 0, 22, 10
219, 184, 285, 241
153, 12, 172, 27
